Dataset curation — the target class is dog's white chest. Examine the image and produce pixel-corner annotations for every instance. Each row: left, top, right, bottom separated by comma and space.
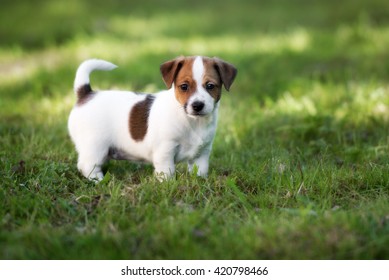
174, 120, 216, 163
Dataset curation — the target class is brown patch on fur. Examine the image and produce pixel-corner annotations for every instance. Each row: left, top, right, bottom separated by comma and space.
129, 95, 155, 141
212, 57, 237, 91
160, 56, 185, 89
160, 56, 198, 107
160, 56, 200, 107
173, 57, 197, 107
202, 58, 223, 102
76, 84, 94, 105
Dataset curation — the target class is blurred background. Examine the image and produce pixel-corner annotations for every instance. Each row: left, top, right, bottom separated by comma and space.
2, 0, 389, 144
2, 0, 389, 49
1, 0, 389, 99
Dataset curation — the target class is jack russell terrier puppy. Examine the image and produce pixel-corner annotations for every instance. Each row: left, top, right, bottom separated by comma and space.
68, 56, 237, 181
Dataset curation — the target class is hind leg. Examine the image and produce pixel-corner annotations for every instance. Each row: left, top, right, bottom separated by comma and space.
76, 148, 107, 181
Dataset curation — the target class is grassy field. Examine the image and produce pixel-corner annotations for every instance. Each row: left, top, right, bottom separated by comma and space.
1, 0, 389, 259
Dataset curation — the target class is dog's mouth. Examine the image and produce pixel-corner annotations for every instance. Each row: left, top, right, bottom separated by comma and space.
184, 103, 209, 117
186, 111, 208, 119
190, 112, 207, 117
184, 107, 207, 117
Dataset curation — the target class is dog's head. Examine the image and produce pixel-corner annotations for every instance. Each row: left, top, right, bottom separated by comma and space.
160, 56, 237, 117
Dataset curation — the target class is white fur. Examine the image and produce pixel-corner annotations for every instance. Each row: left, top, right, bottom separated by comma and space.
68, 58, 218, 181
185, 56, 217, 117
74, 59, 117, 92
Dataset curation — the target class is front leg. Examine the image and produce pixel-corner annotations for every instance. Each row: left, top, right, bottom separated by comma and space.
188, 147, 211, 178
153, 144, 176, 181
154, 162, 175, 181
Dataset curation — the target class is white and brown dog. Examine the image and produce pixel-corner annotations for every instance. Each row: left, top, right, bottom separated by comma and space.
68, 56, 237, 181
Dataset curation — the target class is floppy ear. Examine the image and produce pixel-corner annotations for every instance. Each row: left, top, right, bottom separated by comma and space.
160, 56, 185, 89
213, 57, 237, 91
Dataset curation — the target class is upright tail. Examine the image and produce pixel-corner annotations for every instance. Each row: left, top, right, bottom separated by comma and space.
74, 59, 118, 101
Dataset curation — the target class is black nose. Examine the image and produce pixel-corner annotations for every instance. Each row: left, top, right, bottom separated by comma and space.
192, 101, 205, 112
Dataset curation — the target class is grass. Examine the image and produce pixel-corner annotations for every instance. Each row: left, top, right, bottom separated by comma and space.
1, 0, 389, 259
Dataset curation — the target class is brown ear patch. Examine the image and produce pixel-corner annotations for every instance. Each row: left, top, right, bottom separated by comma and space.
202, 58, 223, 102
160, 56, 185, 89
129, 95, 155, 141
76, 84, 95, 105
173, 57, 197, 106
212, 58, 237, 91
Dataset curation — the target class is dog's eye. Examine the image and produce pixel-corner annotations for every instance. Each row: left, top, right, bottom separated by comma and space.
205, 82, 215, 90
180, 84, 189, 92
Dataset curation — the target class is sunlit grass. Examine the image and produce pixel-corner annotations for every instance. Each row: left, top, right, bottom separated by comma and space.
268, 82, 389, 123
2, 22, 388, 121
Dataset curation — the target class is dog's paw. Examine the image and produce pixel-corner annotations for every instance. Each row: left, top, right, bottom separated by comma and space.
154, 171, 172, 182
88, 171, 104, 182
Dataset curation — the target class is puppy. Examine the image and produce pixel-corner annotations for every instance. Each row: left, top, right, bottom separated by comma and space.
68, 56, 237, 181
